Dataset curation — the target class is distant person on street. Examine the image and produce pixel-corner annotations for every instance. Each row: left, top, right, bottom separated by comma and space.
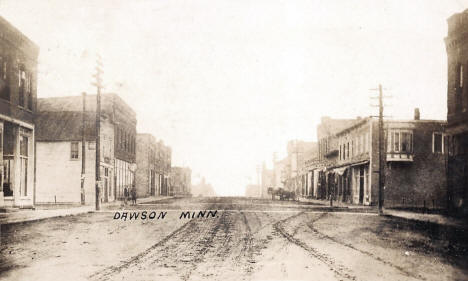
131, 185, 137, 205
124, 186, 129, 205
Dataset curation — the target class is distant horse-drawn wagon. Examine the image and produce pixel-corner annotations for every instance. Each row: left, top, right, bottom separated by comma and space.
267, 187, 296, 201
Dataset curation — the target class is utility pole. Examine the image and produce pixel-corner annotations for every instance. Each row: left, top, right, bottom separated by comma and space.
256, 164, 261, 197
370, 84, 389, 215
81, 92, 86, 205
92, 55, 103, 211
377, 84, 384, 215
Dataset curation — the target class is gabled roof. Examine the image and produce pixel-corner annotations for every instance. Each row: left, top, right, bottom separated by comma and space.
38, 93, 136, 122
35, 111, 96, 142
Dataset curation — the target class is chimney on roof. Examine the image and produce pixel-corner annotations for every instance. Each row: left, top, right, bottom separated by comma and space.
414, 108, 420, 120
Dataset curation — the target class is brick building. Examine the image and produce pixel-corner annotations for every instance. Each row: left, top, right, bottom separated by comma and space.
283, 140, 316, 194
135, 133, 157, 198
0, 17, 39, 209
316, 113, 446, 208
170, 166, 191, 196
35, 93, 136, 204
135, 133, 172, 198
297, 147, 319, 198
158, 142, 171, 196
445, 9, 468, 215
273, 157, 287, 189
316, 117, 357, 199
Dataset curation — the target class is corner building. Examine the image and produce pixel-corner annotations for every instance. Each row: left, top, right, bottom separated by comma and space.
35, 94, 136, 204
0, 17, 39, 209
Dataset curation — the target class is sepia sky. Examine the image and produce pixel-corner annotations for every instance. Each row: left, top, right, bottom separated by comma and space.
1, 0, 467, 196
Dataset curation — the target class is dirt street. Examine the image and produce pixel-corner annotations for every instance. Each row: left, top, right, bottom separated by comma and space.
1, 197, 467, 281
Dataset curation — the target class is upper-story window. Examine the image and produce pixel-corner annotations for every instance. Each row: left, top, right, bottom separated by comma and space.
388, 130, 413, 153
27, 72, 32, 110
432, 132, 445, 154
456, 64, 464, 112
340, 143, 343, 160
18, 67, 25, 107
71, 142, 79, 159
460, 64, 464, 88
0, 57, 9, 101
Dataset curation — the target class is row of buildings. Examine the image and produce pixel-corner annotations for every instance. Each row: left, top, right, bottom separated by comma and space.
0, 16, 191, 209
259, 9, 468, 216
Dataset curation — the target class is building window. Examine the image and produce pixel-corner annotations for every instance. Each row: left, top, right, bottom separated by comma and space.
18, 67, 26, 108
19, 135, 29, 196
346, 142, 350, 158
27, 72, 33, 110
433, 133, 444, 154
339, 143, 342, 160
460, 64, 464, 88
124, 132, 128, 151
3, 158, 13, 196
0, 57, 9, 101
71, 142, 79, 159
393, 132, 400, 152
456, 64, 464, 112
0, 57, 10, 101
20, 136, 28, 157
388, 131, 413, 153
400, 132, 412, 153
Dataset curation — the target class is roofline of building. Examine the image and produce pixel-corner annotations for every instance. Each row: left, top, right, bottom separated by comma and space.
0, 16, 39, 54
328, 116, 447, 138
38, 93, 137, 119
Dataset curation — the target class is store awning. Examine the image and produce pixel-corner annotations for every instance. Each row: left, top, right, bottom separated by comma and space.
349, 160, 369, 167
333, 167, 347, 176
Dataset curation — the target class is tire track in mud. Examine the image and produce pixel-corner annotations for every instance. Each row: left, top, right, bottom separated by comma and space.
89, 218, 196, 280
177, 212, 227, 280
305, 212, 426, 281
91, 210, 244, 281
238, 211, 256, 273
273, 211, 357, 281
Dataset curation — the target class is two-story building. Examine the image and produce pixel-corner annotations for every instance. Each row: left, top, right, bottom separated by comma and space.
445, 9, 468, 215
35, 93, 136, 204
317, 112, 447, 208
170, 166, 191, 196
297, 147, 319, 198
283, 140, 316, 194
316, 117, 358, 199
0, 17, 39, 209
136, 133, 158, 198
135, 133, 173, 198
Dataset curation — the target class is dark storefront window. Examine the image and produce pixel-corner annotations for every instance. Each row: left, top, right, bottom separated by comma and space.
3, 122, 14, 196
19, 135, 28, 196
3, 158, 13, 196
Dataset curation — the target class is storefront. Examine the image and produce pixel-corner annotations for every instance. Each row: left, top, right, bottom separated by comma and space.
115, 158, 134, 199
0, 120, 34, 208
